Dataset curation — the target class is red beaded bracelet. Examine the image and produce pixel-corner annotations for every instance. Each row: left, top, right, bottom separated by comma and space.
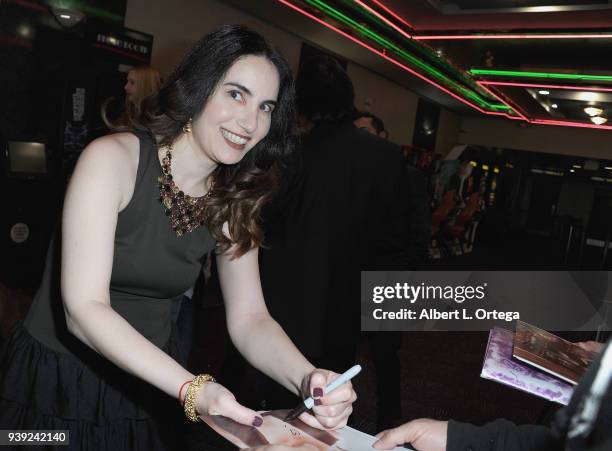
178, 380, 192, 405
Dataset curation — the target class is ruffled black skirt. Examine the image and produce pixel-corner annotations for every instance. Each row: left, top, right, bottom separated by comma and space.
0, 323, 186, 451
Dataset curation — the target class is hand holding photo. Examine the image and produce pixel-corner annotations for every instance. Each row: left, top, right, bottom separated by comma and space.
200, 410, 412, 450
201, 410, 338, 450
481, 327, 575, 405
513, 320, 597, 385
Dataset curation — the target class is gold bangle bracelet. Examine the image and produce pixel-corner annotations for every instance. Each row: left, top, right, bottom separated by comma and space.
183, 373, 216, 422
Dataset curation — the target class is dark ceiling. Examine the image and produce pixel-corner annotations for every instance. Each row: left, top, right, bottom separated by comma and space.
393, 0, 612, 29
224, 0, 612, 130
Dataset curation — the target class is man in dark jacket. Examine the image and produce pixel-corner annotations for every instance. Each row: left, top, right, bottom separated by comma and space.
353, 111, 430, 269
259, 55, 413, 378
352, 110, 430, 429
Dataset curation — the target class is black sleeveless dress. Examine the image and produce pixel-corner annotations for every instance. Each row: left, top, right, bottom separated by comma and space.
0, 132, 216, 450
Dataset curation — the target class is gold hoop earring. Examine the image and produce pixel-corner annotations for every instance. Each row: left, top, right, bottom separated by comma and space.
182, 119, 193, 134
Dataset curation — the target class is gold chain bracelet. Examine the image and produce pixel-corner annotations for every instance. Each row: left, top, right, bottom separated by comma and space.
183, 373, 216, 422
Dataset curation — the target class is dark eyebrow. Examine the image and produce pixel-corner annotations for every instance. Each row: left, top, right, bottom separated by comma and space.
223, 82, 277, 106
224, 82, 252, 96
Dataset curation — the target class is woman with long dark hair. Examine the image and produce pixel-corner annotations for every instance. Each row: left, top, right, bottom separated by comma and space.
0, 25, 355, 450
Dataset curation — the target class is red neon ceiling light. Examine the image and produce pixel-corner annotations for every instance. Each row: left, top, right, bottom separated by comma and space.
364, 0, 612, 41
368, 0, 414, 29
480, 81, 612, 93
353, 0, 612, 130
533, 119, 612, 131
276, 0, 513, 117
478, 82, 612, 131
279, 0, 611, 130
352, 0, 411, 40
476, 82, 529, 121
413, 33, 612, 40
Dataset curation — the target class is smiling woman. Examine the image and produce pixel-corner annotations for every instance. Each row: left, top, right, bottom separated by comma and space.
132, 25, 295, 256
0, 24, 357, 451
190, 56, 280, 166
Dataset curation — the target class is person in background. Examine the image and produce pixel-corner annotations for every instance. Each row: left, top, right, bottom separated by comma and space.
124, 65, 162, 107
102, 65, 162, 129
0, 25, 355, 450
354, 111, 388, 139
353, 111, 430, 268
373, 340, 610, 451
258, 55, 412, 412
353, 111, 430, 429
448, 160, 474, 207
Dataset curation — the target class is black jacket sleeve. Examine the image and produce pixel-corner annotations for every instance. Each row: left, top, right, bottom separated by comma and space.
447, 418, 561, 451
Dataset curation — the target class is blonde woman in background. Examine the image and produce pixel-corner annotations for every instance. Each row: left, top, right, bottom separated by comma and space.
102, 65, 162, 129
124, 66, 162, 109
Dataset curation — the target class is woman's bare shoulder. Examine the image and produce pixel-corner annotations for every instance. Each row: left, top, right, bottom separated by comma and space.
72, 133, 142, 208
75, 132, 141, 182
82, 132, 139, 163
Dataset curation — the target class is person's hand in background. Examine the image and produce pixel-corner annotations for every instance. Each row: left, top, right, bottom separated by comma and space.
576, 340, 605, 354
373, 419, 448, 451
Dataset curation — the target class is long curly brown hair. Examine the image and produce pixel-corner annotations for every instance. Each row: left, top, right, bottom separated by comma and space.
132, 25, 295, 258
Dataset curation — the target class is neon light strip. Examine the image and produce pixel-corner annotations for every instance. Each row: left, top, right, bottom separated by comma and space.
338, 1, 612, 130
306, 0, 482, 105
305, 2, 482, 107
352, 0, 411, 40
369, 0, 414, 29
282, 0, 611, 130
414, 33, 612, 40
478, 81, 612, 131
480, 81, 612, 93
533, 119, 612, 131
471, 69, 612, 82
476, 82, 529, 121
276, 0, 510, 116
350, 0, 487, 101
304, 0, 509, 110
307, 0, 394, 46
369, 0, 611, 40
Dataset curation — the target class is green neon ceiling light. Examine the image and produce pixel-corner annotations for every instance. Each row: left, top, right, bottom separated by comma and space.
303, 0, 511, 111
345, 0, 498, 102
307, 0, 504, 109
471, 69, 612, 82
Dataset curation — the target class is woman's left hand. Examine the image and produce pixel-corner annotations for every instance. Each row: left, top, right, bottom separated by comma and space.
298, 369, 357, 430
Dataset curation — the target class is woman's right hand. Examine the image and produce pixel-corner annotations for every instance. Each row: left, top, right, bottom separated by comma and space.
196, 382, 264, 427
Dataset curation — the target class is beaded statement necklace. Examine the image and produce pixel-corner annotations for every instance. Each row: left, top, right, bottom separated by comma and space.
158, 148, 211, 237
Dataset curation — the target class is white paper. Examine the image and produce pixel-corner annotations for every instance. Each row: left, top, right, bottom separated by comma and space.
333, 425, 413, 451
201, 410, 413, 450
